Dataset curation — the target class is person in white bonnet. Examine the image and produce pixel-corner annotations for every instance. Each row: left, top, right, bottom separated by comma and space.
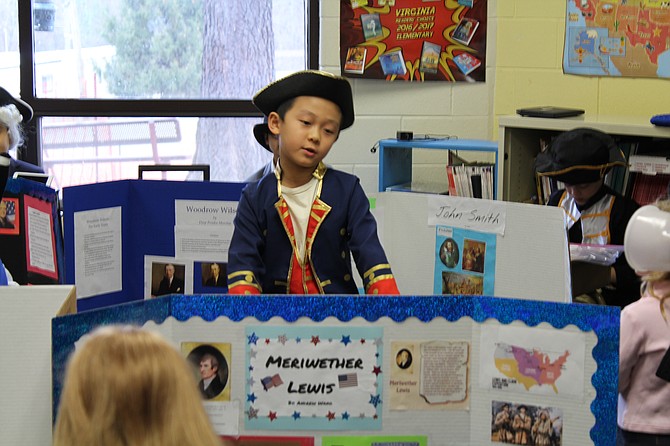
617, 198, 670, 445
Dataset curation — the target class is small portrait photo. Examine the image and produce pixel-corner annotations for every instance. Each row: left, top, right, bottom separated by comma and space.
201, 261, 227, 288
462, 238, 485, 273
184, 342, 231, 401
150, 261, 186, 298
395, 348, 413, 370
442, 271, 484, 295
360, 13, 383, 41
439, 237, 460, 268
0, 197, 19, 235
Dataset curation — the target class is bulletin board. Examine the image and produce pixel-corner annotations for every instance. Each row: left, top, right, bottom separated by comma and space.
340, 0, 487, 81
52, 294, 619, 445
377, 192, 572, 302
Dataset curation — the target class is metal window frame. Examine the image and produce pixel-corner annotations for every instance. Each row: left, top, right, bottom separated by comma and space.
16, 0, 320, 166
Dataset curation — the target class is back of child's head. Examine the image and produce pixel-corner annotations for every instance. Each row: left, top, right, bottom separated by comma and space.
625, 199, 670, 284
53, 325, 221, 446
253, 70, 355, 130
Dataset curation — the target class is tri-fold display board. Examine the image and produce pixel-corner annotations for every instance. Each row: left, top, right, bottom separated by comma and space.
0, 177, 64, 285
52, 294, 619, 445
63, 180, 572, 310
62, 180, 245, 311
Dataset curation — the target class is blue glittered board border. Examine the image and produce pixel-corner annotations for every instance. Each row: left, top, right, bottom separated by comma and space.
52, 294, 619, 444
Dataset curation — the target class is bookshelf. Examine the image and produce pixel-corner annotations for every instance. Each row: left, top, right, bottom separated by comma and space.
498, 115, 670, 203
377, 138, 498, 198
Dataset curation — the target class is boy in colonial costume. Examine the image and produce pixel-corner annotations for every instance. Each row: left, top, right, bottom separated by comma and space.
227, 70, 399, 295
535, 128, 640, 307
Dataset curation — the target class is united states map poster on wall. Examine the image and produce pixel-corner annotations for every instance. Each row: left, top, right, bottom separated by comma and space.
340, 0, 488, 82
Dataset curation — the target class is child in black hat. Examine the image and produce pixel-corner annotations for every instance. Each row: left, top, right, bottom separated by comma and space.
535, 127, 640, 308
244, 116, 279, 182
227, 70, 400, 295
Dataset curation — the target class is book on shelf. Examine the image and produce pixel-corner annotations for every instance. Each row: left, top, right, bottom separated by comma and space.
535, 173, 564, 205
605, 142, 637, 196
445, 160, 494, 199
630, 173, 670, 206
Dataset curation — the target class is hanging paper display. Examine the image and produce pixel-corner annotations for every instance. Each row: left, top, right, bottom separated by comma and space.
340, 0, 488, 81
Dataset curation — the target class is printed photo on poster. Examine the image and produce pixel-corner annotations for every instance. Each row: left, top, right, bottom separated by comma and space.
0, 197, 19, 235
196, 261, 227, 291
453, 52, 482, 75
143, 255, 193, 299
491, 401, 563, 445
419, 41, 441, 74
389, 340, 470, 411
360, 13, 383, 41
433, 225, 496, 295
152, 261, 185, 297
379, 49, 407, 76
452, 17, 479, 45
344, 47, 367, 74
438, 237, 459, 268
479, 324, 586, 398
183, 342, 232, 402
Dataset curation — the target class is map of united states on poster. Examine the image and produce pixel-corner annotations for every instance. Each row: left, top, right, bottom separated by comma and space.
493, 343, 569, 393
564, 0, 670, 78
479, 324, 587, 398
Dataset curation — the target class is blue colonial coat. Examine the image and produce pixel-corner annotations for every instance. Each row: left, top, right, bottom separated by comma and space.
227, 163, 398, 295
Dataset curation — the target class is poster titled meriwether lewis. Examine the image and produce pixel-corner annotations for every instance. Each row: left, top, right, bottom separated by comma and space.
245, 326, 383, 430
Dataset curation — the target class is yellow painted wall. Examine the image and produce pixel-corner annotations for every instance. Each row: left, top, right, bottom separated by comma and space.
494, 0, 670, 124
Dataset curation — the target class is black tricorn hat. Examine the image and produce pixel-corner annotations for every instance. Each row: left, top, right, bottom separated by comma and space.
535, 128, 626, 184
253, 70, 355, 130
253, 117, 271, 152
0, 86, 33, 123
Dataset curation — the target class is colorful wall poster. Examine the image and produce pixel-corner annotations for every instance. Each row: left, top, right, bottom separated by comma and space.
340, 0, 487, 81
389, 340, 470, 410
478, 324, 586, 398
245, 326, 383, 430
433, 225, 496, 295
563, 0, 670, 78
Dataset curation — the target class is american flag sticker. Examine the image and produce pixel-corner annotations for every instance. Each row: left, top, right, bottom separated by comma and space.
338, 372, 358, 388
261, 373, 283, 391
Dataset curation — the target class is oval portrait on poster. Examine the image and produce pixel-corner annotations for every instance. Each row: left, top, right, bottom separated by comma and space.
439, 237, 460, 268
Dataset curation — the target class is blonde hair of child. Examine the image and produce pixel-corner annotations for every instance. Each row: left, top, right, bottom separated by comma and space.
53, 325, 222, 446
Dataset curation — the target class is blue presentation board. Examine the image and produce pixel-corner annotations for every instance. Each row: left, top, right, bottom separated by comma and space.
62, 180, 245, 311
52, 294, 619, 445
